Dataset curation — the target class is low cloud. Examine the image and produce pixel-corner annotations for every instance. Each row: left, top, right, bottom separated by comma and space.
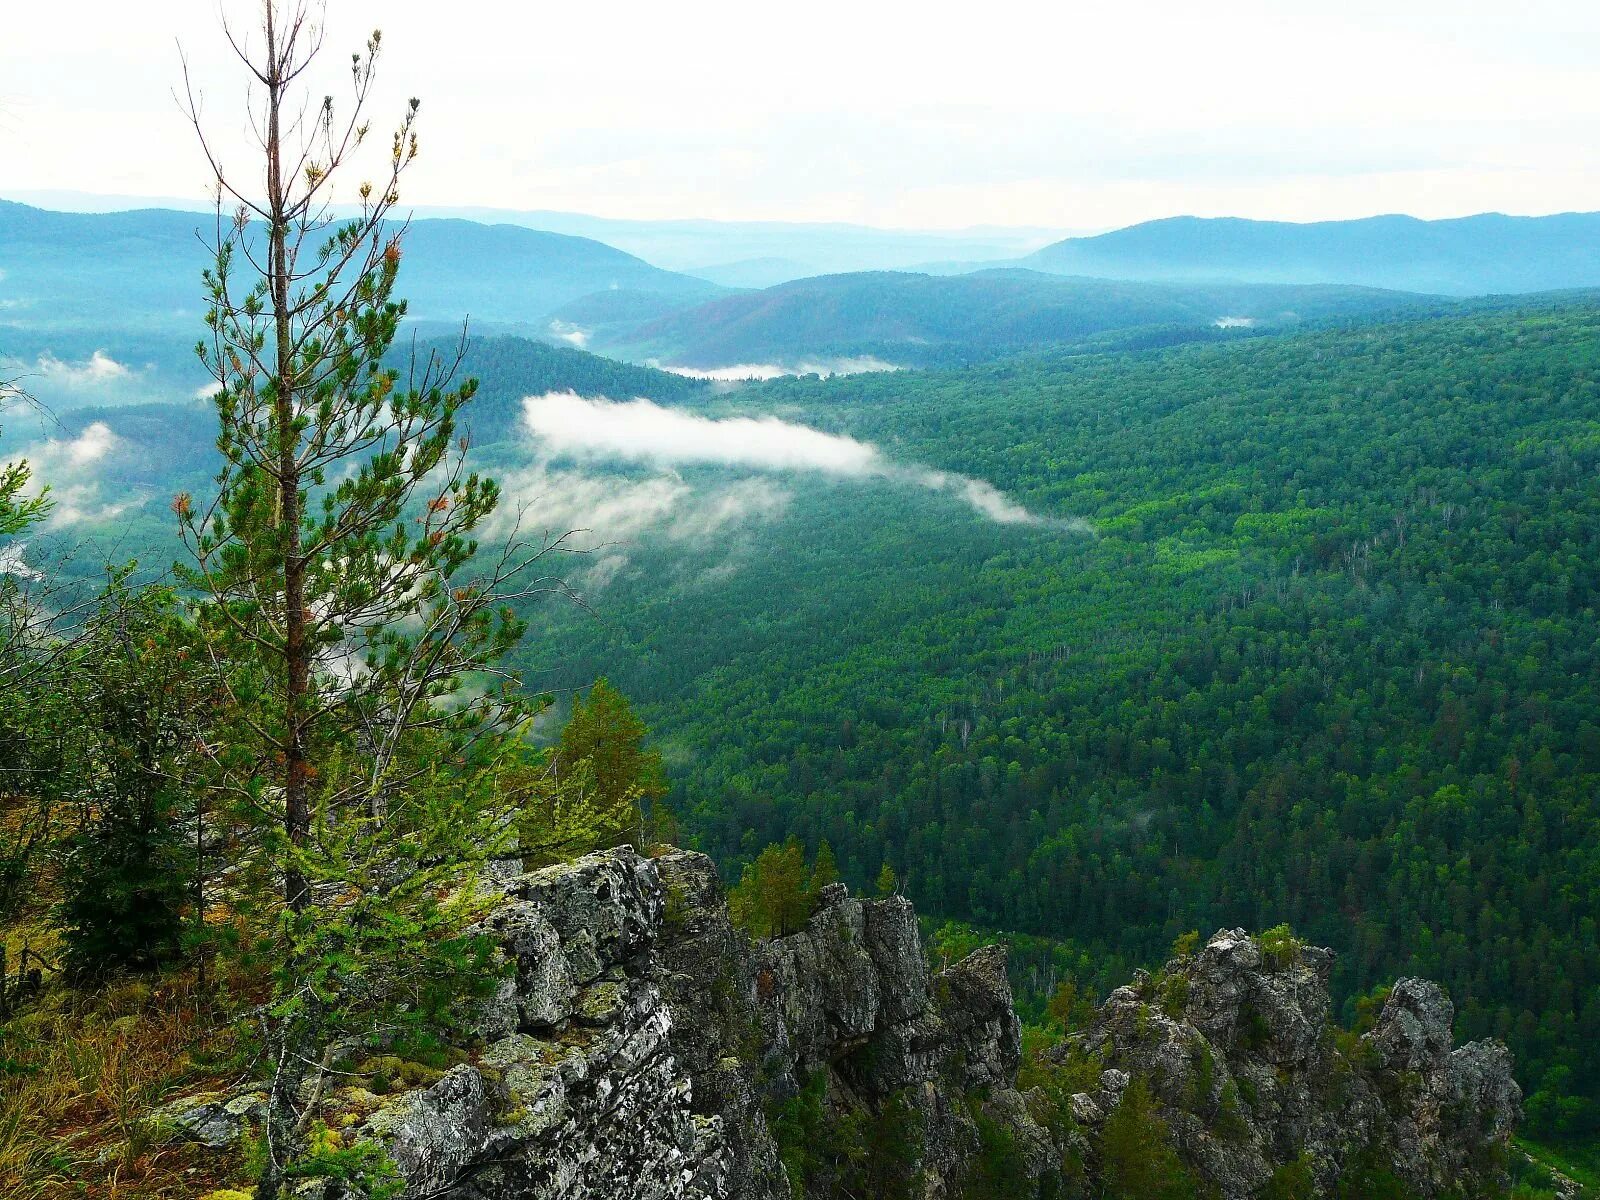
526, 392, 880, 474
548, 320, 590, 349
496, 463, 789, 546
5, 420, 143, 527
520, 392, 1077, 529
655, 356, 900, 382
34, 350, 131, 388
487, 461, 790, 589
0, 543, 43, 581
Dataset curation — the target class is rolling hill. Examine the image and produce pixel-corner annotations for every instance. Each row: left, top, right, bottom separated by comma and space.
594, 268, 1443, 368
1016, 211, 1600, 295
0, 199, 724, 342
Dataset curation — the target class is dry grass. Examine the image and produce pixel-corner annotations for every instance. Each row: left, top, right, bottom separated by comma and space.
1, 945, 256, 1200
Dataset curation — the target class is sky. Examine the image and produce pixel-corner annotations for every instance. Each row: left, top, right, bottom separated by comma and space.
4, 0, 1600, 231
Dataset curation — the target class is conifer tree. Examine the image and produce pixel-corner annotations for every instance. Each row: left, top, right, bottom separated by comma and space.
556, 677, 667, 824
176, 6, 566, 1194
54, 578, 216, 978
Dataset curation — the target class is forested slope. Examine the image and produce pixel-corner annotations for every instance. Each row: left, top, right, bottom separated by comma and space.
603, 267, 1438, 367
524, 302, 1600, 1139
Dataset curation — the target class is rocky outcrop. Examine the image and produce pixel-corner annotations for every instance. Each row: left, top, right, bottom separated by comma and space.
650, 853, 1052, 1199
1058, 928, 1521, 1198
243, 847, 1044, 1200
154, 856, 1521, 1199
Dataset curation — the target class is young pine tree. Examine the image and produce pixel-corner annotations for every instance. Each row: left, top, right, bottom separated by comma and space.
517, 680, 667, 864
54, 578, 219, 978
176, 6, 566, 1195
556, 679, 667, 820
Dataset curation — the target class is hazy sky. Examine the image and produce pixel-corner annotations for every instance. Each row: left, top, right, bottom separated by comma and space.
5, 0, 1600, 230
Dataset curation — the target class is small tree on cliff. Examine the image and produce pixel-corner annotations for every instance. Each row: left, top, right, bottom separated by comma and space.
555, 678, 666, 839
177, 4, 568, 1194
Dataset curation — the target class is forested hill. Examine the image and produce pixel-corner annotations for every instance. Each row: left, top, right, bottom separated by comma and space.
526, 299, 1600, 1140
602, 267, 1438, 368
415, 335, 708, 444
0, 199, 723, 338
1020, 211, 1600, 295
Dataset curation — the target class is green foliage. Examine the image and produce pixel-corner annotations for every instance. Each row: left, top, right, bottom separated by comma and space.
769, 1072, 830, 1198
1257, 925, 1302, 970
1523, 1067, 1597, 1140
963, 1103, 1034, 1199
728, 837, 826, 940
0, 379, 50, 538
54, 579, 215, 977
1170, 931, 1201, 960
1261, 1153, 1317, 1200
875, 862, 898, 898
1045, 977, 1097, 1033
767, 1071, 925, 1200
1330, 1154, 1419, 1200
1098, 1078, 1203, 1200
812, 840, 840, 892
546, 677, 665, 850
282, 1123, 405, 1200
515, 753, 637, 868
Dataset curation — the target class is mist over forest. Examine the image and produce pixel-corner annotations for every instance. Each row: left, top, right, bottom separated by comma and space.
5, 3, 1600, 1197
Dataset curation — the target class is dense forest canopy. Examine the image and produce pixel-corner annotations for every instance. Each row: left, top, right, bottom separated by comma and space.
514, 301, 1600, 1137
8, 293, 1599, 1144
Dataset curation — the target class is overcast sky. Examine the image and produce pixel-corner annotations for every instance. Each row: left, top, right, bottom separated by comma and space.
4, 0, 1600, 231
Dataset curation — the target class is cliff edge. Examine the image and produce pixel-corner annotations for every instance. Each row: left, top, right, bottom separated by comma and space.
158, 848, 1522, 1198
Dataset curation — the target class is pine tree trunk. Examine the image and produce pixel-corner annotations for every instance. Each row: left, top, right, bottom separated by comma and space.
264, 6, 311, 918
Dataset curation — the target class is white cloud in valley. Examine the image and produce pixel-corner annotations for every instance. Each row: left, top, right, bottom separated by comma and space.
4, 420, 142, 527
548, 320, 590, 349
33, 350, 130, 388
519, 392, 1079, 530
657, 357, 900, 382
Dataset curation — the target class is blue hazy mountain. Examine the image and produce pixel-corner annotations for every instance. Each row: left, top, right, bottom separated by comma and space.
1015, 212, 1600, 295
599, 268, 1442, 369
0, 199, 724, 341
5, 191, 1066, 285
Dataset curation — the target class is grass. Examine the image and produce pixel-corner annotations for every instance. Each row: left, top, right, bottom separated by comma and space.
0, 937, 257, 1200
1517, 1136, 1600, 1195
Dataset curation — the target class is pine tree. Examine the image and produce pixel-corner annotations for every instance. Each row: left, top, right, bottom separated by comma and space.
875, 862, 899, 898
810, 839, 840, 895
730, 838, 813, 939
54, 578, 217, 977
176, 6, 564, 1194
556, 678, 667, 824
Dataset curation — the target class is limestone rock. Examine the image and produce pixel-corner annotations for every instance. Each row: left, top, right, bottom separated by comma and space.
1064, 927, 1521, 1199
146, 855, 1522, 1200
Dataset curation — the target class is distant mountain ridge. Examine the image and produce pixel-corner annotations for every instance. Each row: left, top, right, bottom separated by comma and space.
1018, 211, 1600, 295
599, 267, 1442, 368
0, 199, 723, 340
5, 191, 1067, 283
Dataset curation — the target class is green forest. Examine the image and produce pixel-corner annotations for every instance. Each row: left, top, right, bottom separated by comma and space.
8, 2, 1599, 1195
519, 302, 1600, 1140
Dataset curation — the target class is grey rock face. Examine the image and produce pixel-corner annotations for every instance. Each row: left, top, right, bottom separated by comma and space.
1064, 928, 1522, 1199
148, 859, 1522, 1200
147, 1085, 268, 1149
273, 846, 1043, 1200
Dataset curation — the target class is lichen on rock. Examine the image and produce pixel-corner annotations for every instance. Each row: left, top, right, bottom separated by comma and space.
148, 857, 1523, 1200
